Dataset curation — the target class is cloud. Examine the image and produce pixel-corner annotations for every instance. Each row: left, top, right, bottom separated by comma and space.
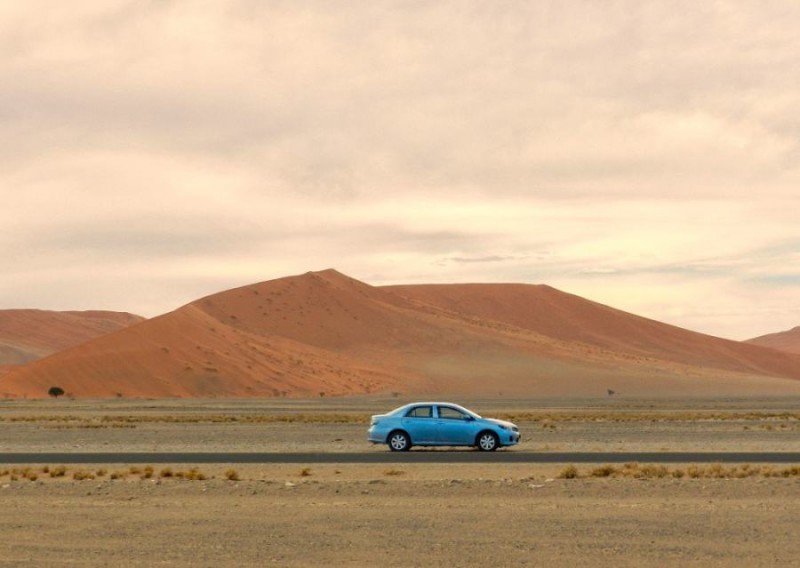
442, 255, 525, 265
0, 1, 798, 339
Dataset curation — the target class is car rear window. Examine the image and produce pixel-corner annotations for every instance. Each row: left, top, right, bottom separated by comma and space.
405, 406, 433, 418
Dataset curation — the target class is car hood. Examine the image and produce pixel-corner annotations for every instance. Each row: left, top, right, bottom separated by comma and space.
484, 418, 517, 429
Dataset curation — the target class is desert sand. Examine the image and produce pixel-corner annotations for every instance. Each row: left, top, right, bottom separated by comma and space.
3, 270, 800, 399
1, 396, 800, 566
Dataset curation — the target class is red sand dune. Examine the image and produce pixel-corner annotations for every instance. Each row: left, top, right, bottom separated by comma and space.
0, 310, 144, 368
747, 326, 800, 354
2, 270, 800, 398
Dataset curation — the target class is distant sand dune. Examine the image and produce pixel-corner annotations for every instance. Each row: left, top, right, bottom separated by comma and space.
747, 326, 800, 354
0, 309, 144, 366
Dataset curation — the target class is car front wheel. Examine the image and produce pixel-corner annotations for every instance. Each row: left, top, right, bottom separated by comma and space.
477, 431, 499, 451
388, 431, 411, 451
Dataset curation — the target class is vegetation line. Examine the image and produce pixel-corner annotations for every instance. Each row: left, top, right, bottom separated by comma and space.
557, 462, 800, 479
2, 411, 799, 426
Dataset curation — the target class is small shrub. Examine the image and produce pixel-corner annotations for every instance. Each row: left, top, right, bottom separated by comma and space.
160, 468, 174, 478
639, 464, 669, 478
590, 465, 617, 478
73, 470, 95, 481
225, 469, 240, 481
49, 466, 67, 478
15, 467, 33, 479
179, 467, 207, 481
191, 468, 207, 481
686, 465, 703, 479
558, 465, 579, 479
300, 467, 312, 477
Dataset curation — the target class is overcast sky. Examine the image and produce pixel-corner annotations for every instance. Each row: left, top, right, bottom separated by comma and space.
2, 1, 799, 340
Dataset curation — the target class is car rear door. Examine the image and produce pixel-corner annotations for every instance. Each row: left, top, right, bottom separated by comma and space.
400, 405, 437, 444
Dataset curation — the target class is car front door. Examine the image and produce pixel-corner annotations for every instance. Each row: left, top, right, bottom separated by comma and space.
434, 405, 475, 445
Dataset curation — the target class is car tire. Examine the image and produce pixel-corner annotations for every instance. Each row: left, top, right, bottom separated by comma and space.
388, 430, 411, 452
477, 431, 499, 451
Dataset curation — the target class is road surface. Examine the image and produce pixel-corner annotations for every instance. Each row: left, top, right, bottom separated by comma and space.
1, 452, 799, 464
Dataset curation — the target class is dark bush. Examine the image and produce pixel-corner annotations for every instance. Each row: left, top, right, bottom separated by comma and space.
48, 386, 65, 398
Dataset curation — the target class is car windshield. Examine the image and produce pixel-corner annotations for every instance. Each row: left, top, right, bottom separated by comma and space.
455, 406, 481, 419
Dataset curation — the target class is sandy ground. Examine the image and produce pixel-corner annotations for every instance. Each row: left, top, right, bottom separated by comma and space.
1, 396, 800, 566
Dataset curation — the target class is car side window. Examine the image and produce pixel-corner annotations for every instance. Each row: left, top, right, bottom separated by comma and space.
438, 406, 468, 420
405, 406, 433, 418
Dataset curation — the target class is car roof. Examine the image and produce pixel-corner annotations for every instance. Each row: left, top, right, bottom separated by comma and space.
390, 402, 476, 415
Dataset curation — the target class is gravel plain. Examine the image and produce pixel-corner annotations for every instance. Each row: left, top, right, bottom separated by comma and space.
1, 396, 799, 567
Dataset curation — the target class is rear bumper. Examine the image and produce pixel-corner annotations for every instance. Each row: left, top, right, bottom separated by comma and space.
367, 426, 387, 444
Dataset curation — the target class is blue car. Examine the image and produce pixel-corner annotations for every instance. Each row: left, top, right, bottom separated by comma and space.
368, 402, 520, 451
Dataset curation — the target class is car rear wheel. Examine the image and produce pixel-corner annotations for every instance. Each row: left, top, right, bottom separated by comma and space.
477, 431, 499, 451
388, 431, 411, 452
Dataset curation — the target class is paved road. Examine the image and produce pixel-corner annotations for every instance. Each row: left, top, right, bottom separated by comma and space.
1, 452, 799, 464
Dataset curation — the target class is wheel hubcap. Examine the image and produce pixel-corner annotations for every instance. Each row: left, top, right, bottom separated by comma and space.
391, 435, 406, 450
480, 435, 496, 450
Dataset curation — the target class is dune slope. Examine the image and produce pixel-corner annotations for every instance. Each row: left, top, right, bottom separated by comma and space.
384, 284, 800, 381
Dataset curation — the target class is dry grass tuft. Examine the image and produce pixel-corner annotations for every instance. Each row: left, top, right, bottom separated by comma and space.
49, 465, 67, 478
224, 469, 240, 481
72, 470, 95, 481
589, 465, 618, 478
299, 467, 312, 477
383, 469, 406, 477
1, 467, 41, 481
175, 467, 207, 481
558, 465, 579, 479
